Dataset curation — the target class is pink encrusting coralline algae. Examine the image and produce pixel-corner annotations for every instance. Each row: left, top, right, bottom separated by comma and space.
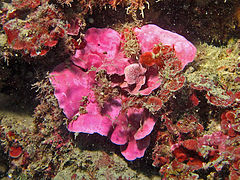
134, 24, 196, 68
50, 24, 196, 160
71, 28, 130, 75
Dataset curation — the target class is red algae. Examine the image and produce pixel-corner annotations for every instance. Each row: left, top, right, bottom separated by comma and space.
9, 146, 22, 158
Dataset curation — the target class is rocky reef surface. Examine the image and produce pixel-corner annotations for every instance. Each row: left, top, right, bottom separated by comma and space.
0, 0, 240, 179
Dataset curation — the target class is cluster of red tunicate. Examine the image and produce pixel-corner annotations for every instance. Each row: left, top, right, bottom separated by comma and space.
153, 120, 236, 179
173, 145, 203, 169
176, 114, 204, 134
140, 44, 182, 73
221, 108, 240, 137
230, 147, 240, 179
2, 130, 30, 168
12, 0, 42, 9
136, 44, 186, 113
152, 113, 204, 174
152, 111, 234, 179
164, 74, 185, 92
189, 51, 240, 108
5, 131, 23, 158
152, 97, 240, 179
141, 44, 185, 91
198, 131, 240, 179
190, 76, 239, 107
206, 90, 235, 106
3, 2, 66, 57
152, 131, 172, 167
161, 114, 204, 136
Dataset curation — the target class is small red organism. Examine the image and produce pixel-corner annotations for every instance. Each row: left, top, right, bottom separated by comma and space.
225, 110, 236, 122
146, 96, 163, 111
152, 155, 169, 167
208, 150, 220, 162
139, 52, 155, 67
78, 39, 87, 49
152, 45, 160, 54
152, 45, 165, 68
232, 148, 240, 170
182, 139, 198, 151
153, 44, 175, 59
176, 114, 203, 134
166, 59, 183, 77
154, 56, 165, 69
139, 43, 178, 69
67, 18, 82, 36
71, 174, 77, 180
206, 90, 235, 107
9, 146, 22, 158
152, 131, 173, 168
162, 114, 176, 134
173, 146, 188, 162
165, 73, 185, 92
190, 75, 213, 91
187, 157, 203, 170
221, 109, 240, 137
235, 91, 240, 100
6, 131, 16, 141
157, 88, 171, 103
190, 92, 199, 106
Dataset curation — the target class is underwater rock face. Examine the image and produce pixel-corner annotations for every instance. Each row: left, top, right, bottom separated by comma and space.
50, 24, 196, 161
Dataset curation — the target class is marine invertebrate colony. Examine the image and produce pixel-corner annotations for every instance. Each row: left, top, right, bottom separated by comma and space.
50, 24, 196, 160
3, 2, 66, 57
